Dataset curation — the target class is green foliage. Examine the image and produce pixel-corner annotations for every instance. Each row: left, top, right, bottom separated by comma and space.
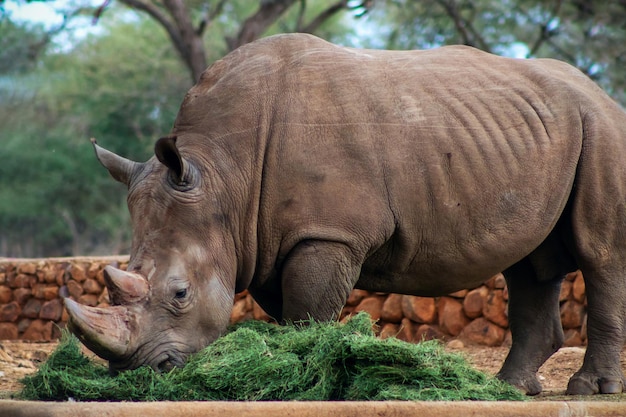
366, 0, 626, 105
0, 11, 48, 74
0, 8, 189, 256
20, 313, 525, 402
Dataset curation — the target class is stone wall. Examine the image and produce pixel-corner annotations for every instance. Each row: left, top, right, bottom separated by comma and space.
0, 257, 587, 346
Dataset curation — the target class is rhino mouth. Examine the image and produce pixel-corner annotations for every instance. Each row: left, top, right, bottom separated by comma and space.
108, 341, 194, 374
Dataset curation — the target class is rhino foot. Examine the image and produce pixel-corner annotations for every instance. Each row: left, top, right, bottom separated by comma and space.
496, 371, 542, 396
566, 374, 624, 395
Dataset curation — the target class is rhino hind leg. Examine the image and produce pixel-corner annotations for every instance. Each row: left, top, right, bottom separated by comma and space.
565, 265, 626, 395
497, 257, 564, 395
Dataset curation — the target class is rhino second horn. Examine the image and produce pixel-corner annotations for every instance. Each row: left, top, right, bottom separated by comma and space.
64, 298, 132, 361
104, 265, 149, 305
91, 138, 139, 186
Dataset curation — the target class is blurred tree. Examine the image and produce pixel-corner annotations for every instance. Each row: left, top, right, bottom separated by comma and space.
0, 12, 189, 256
89, 0, 370, 82
364, 0, 626, 104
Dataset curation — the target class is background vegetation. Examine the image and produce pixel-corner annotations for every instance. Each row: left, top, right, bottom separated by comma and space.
1, 0, 625, 257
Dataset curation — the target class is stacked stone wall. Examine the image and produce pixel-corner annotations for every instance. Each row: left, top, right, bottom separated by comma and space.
0, 257, 587, 346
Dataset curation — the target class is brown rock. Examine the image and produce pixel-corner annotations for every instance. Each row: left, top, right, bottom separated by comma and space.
415, 324, 445, 342
578, 311, 586, 338
14, 288, 32, 305
463, 286, 488, 319
559, 280, 572, 302
446, 339, 465, 349
18, 263, 37, 275
18, 318, 32, 333
437, 297, 470, 336
40, 299, 63, 321
87, 263, 100, 280
379, 322, 400, 339
354, 296, 385, 321
402, 295, 437, 324
396, 318, 415, 342
52, 323, 64, 339
95, 268, 106, 286
381, 293, 404, 323
346, 289, 369, 306
493, 274, 507, 289
230, 298, 249, 324
69, 263, 87, 283
572, 273, 586, 303
0, 285, 12, 304
563, 329, 583, 347
448, 289, 468, 298
560, 300, 585, 329
55, 268, 66, 287
482, 290, 508, 327
459, 317, 506, 346
98, 287, 110, 305
0, 323, 18, 339
10, 274, 35, 289
78, 294, 99, 307
485, 273, 506, 289
22, 319, 53, 341
32, 284, 59, 300
566, 270, 581, 282
42, 266, 57, 284
0, 301, 21, 322
82, 278, 102, 295
252, 301, 271, 321
22, 298, 43, 319
66, 280, 84, 299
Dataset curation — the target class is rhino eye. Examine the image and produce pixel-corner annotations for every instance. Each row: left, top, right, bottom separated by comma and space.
174, 288, 188, 299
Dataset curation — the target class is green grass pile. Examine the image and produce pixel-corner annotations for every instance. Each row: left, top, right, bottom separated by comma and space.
20, 313, 524, 401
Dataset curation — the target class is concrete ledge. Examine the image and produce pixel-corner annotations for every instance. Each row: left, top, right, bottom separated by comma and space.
3, 400, 626, 417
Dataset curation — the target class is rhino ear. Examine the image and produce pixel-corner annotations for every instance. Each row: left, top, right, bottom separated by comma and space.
91, 138, 138, 186
155, 136, 189, 187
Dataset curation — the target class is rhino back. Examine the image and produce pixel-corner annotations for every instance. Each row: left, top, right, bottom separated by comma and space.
175, 34, 614, 295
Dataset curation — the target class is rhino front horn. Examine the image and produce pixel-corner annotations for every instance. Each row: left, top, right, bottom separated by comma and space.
104, 265, 149, 305
91, 138, 139, 186
64, 298, 132, 361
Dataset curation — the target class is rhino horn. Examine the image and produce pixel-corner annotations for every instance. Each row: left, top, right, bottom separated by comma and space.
91, 138, 138, 186
64, 298, 132, 360
104, 265, 149, 305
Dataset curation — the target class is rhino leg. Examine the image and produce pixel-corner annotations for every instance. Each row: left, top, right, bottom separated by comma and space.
566, 267, 626, 394
497, 258, 564, 395
280, 240, 361, 321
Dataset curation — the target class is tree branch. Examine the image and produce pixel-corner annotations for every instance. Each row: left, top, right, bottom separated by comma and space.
117, 0, 184, 52
197, 0, 228, 36
299, 0, 348, 33
226, 0, 298, 51
435, 0, 490, 52
526, 0, 564, 57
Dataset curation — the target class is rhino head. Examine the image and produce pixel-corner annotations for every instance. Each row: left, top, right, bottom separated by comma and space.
64, 137, 237, 372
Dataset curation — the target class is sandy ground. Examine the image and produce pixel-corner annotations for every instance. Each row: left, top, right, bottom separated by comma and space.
0, 340, 624, 400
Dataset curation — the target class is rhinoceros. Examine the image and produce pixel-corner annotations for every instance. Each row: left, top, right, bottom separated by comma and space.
64, 33, 626, 395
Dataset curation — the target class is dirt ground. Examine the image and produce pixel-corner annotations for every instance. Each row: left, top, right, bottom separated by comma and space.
1, 340, 625, 400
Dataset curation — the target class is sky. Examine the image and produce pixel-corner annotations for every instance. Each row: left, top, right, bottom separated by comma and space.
4, 0, 66, 28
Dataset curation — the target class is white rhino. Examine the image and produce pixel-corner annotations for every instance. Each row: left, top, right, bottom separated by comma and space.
65, 33, 626, 395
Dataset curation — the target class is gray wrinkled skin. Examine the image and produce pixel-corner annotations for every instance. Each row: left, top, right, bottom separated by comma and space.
65, 34, 626, 395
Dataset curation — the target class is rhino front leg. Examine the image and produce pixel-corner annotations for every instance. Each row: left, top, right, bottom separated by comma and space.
566, 267, 626, 395
497, 258, 564, 395
280, 240, 362, 322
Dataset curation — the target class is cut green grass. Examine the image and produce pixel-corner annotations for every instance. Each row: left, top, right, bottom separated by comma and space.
19, 313, 524, 401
